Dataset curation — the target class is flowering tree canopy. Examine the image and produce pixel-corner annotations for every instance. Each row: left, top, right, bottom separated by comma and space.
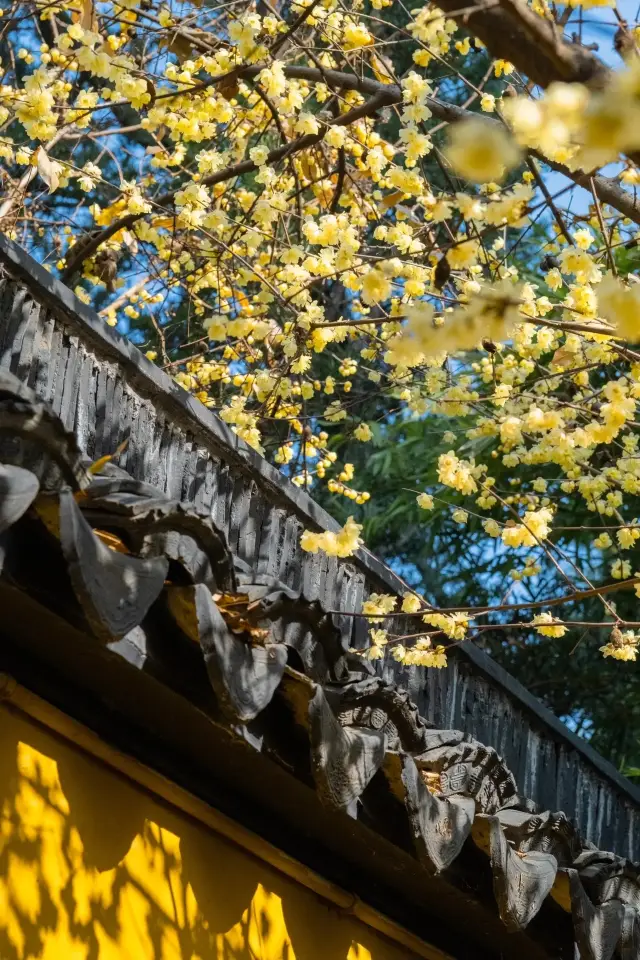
3, 0, 640, 675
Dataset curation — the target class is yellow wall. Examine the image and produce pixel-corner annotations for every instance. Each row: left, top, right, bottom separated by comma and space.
0, 703, 417, 960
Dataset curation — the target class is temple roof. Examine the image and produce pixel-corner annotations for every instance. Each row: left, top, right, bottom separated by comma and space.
1, 236, 640, 960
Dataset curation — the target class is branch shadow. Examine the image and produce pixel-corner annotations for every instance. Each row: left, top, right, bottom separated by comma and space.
0, 705, 409, 960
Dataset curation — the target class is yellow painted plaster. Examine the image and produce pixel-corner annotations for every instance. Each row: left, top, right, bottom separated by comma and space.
0, 704, 417, 960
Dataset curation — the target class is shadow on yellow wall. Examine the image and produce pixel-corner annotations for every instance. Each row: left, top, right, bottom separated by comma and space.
0, 704, 415, 960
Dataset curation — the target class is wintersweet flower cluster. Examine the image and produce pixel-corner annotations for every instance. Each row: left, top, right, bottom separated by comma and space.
501, 508, 554, 548
395, 642, 448, 669
445, 118, 522, 183
301, 518, 363, 558
531, 613, 568, 638
502, 63, 640, 172
600, 630, 639, 661
362, 593, 397, 619
437, 453, 479, 496
422, 612, 472, 641
597, 275, 640, 342
389, 282, 522, 365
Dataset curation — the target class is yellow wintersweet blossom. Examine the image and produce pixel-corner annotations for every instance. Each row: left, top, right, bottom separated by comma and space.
503, 82, 587, 161
390, 281, 521, 363
617, 524, 640, 549
576, 84, 640, 171
501, 508, 553, 548
301, 517, 363, 557
444, 117, 522, 183
593, 532, 613, 550
484, 519, 502, 537
438, 452, 478, 495
402, 592, 423, 613
423, 611, 472, 640
354, 423, 373, 441
611, 559, 632, 580
343, 20, 374, 50
362, 593, 397, 619
597, 275, 640, 342
366, 628, 389, 660
361, 268, 392, 305
600, 629, 639, 661
480, 94, 496, 113
531, 613, 567, 638
399, 642, 448, 668
502, 64, 640, 170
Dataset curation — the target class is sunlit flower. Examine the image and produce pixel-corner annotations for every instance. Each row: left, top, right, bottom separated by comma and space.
445, 118, 522, 183
531, 612, 567, 638
301, 517, 363, 557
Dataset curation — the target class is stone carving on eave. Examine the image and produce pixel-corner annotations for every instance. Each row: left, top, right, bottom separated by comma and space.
0, 368, 638, 960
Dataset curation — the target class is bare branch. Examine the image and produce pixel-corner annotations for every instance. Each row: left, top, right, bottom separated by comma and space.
436, 0, 609, 88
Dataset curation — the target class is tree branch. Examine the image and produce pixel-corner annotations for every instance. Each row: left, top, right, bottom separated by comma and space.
436, 0, 609, 89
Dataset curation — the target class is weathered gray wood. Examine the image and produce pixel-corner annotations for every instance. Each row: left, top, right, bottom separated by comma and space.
0, 464, 39, 532
485, 813, 558, 931
15, 298, 40, 385
57, 488, 169, 639
569, 868, 624, 960
168, 582, 287, 724
306, 680, 386, 810
383, 751, 474, 874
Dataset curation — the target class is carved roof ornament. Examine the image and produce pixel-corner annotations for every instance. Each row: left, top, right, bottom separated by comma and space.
1, 367, 639, 960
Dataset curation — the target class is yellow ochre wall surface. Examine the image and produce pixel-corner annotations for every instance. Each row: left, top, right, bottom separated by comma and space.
0, 702, 419, 960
